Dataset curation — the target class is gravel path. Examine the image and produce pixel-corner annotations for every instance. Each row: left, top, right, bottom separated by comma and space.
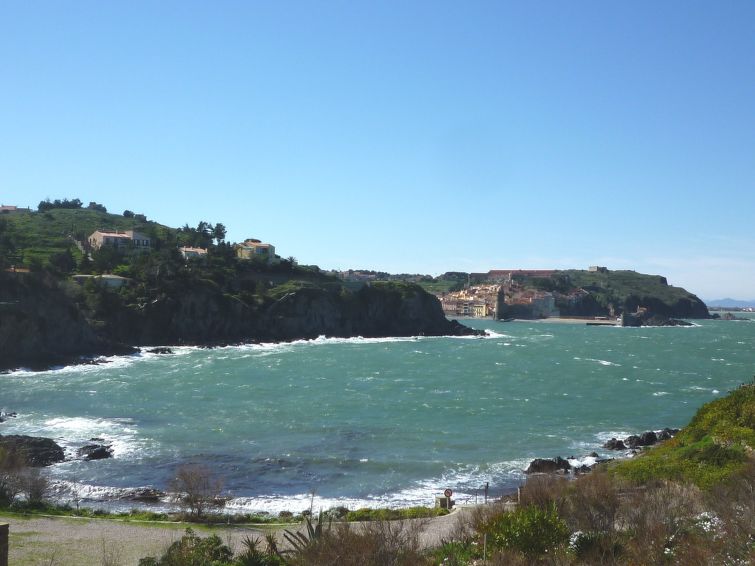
1, 507, 479, 565
3, 514, 268, 565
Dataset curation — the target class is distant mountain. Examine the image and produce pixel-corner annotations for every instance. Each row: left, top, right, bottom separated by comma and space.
705, 298, 755, 308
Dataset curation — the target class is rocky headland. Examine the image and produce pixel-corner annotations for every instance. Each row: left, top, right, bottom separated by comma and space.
0, 272, 479, 372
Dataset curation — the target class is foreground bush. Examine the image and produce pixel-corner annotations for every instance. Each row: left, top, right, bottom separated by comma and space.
138, 529, 284, 566
287, 520, 426, 566
138, 528, 233, 566
483, 503, 569, 557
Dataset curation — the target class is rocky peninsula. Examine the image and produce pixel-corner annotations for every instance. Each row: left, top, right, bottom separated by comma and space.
0, 270, 478, 372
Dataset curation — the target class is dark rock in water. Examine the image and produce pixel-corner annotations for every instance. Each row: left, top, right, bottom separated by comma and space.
643, 315, 693, 327
574, 464, 592, 474
525, 456, 571, 474
77, 444, 113, 460
604, 438, 627, 450
0, 434, 65, 466
624, 430, 670, 449
90, 437, 105, 442
146, 347, 174, 355
721, 312, 748, 321
0, 411, 17, 423
589, 451, 599, 458
118, 488, 165, 502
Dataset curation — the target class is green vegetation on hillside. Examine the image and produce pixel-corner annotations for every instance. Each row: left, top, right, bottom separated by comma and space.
0, 207, 173, 269
613, 380, 755, 488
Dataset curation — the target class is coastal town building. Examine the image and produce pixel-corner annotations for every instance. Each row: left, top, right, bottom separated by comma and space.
236, 239, 278, 264
0, 205, 24, 213
87, 230, 151, 253
439, 284, 499, 318
588, 265, 608, 273
179, 246, 208, 260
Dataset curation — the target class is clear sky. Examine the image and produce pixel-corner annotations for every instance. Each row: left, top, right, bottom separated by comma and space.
2, 1, 754, 299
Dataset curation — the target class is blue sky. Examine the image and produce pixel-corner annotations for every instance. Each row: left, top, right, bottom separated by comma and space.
2, 2, 754, 299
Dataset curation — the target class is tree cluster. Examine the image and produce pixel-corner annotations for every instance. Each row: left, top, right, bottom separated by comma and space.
37, 198, 83, 212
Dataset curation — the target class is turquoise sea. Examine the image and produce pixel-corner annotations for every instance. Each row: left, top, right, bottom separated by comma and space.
1, 316, 754, 513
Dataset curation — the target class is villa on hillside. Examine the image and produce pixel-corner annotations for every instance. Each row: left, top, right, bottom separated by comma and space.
88, 230, 151, 253
179, 246, 208, 260
236, 238, 278, 264
0, 205, 30, 213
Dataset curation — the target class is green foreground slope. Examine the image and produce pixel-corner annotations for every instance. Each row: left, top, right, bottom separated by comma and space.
613, 380, 755, 488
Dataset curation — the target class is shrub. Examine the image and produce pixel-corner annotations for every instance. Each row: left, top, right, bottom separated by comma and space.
562, 470, 621, 533
287, 519, 426, 566
518, 474, 568, 509
169, 464, 224, 520
483, 503, 569, 557
138, 528, 232, 566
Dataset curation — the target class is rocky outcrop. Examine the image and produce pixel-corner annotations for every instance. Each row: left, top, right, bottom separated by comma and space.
552, 270, 710, 320
525, 456, 572, 474
603, 438, 627, 450
260, 283, 479, 341
0, 434, 65, 466
117, 487, 165, 502
621, 311, 693, 327
77, 444, 113, 460
603, 429, 679, 450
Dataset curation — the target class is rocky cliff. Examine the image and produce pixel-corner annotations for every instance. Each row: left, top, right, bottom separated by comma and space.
0, 272, 135, 370
0, 275, 476, 371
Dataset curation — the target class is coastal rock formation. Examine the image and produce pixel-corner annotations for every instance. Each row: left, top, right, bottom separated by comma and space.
260, 282, 479, 341
145, 347, 174, 355
603, 438, 627, 450
525, 456, 572, 474
0, 274, 479, 371
0, 434, 65, 466
549, 269, 710, 320
77, 444, 113, 460
621, 312, 694, 327
603, 429, 679, 450
117, 487, 165, 502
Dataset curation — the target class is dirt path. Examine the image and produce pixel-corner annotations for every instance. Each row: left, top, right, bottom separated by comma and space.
1, 507, 478, 565
3, 514, 268, 565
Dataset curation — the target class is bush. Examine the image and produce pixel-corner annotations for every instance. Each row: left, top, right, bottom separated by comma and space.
169, 464, 224, 520
138, 528, 232, 566
483, 503, 569, 557
287, 519, 426, 566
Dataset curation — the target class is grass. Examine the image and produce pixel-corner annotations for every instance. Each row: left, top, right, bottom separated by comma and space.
344, 506, 449, 522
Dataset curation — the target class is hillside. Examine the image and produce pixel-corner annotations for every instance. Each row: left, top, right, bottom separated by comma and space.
556, 269, 709, 318
0, 206, 176, 268
613, 380, 755, 488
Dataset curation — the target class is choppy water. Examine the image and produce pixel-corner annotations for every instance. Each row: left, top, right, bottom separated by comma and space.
1, 316, 753, 512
